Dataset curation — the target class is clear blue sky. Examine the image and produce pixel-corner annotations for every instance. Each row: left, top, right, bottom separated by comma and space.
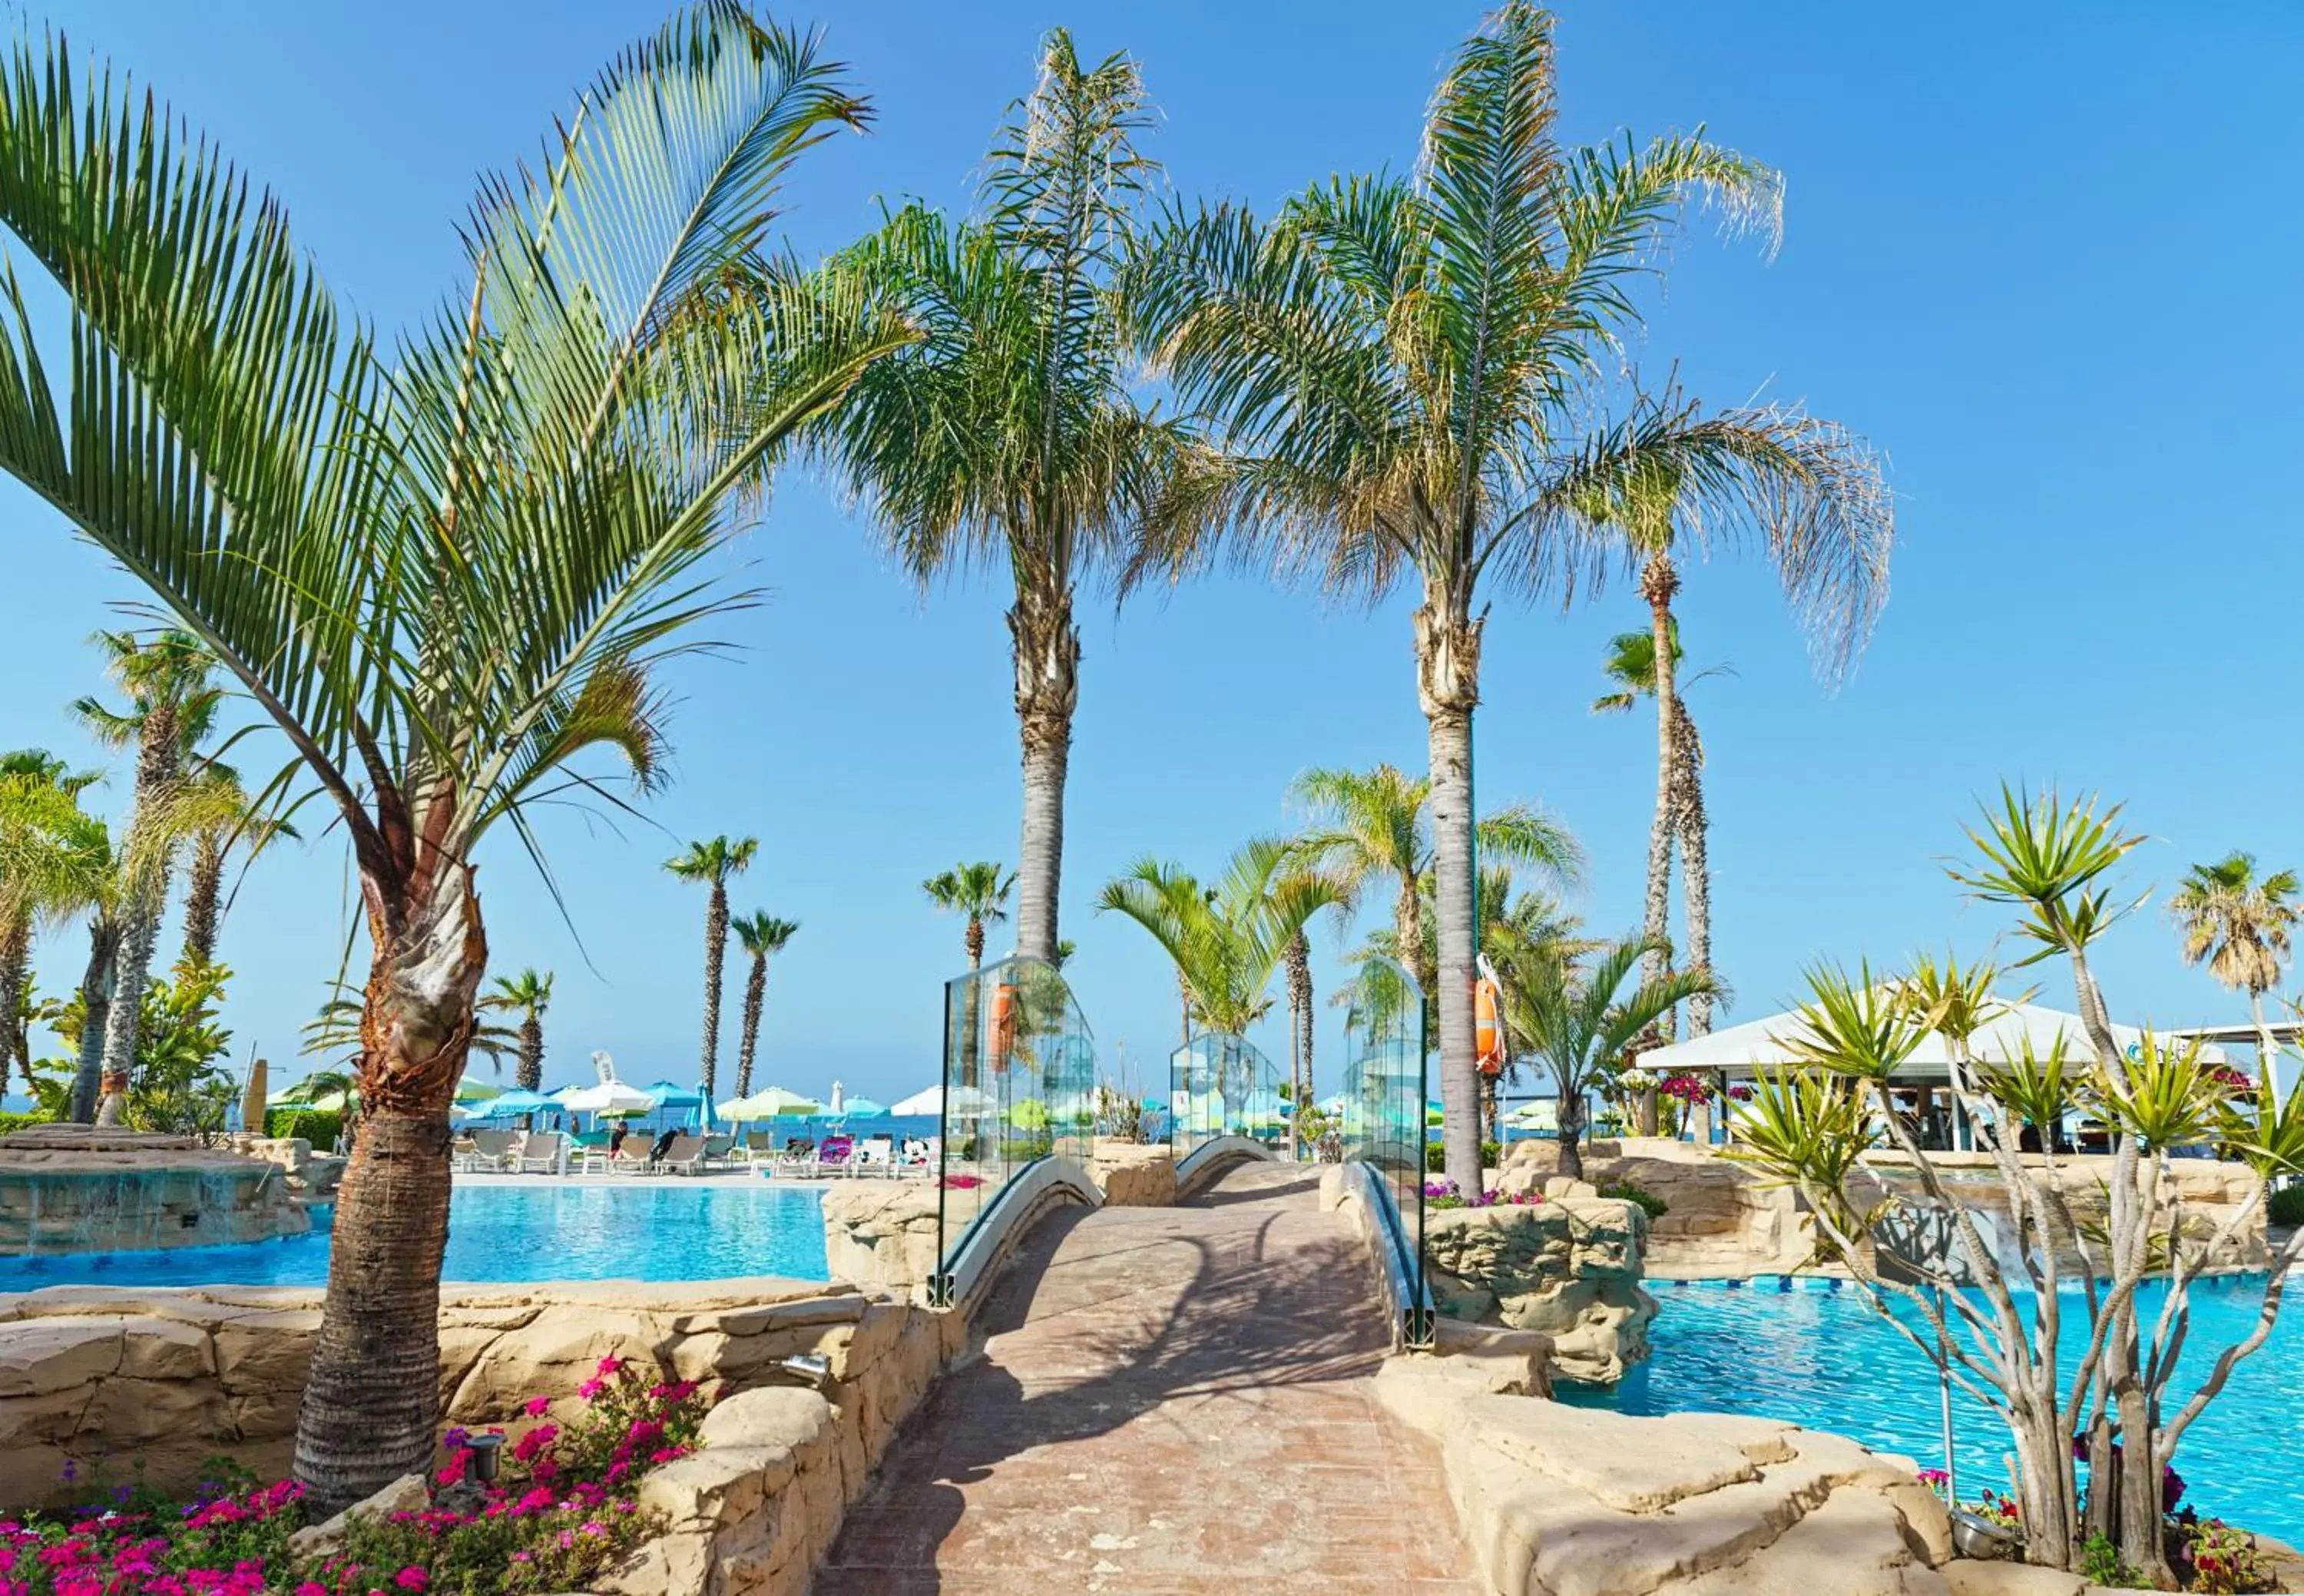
6, 2, 2299, 1104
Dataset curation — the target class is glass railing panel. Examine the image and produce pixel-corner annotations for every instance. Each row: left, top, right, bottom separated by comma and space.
1167, 1031, 1284, 1167
1342, 955, 1431, 1340
935, 956, 1094, 1289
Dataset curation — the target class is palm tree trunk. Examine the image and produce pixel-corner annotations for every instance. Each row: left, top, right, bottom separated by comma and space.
68, 918, 120, 1123
1285, 929, 1312, 1160
516, 1015, 544, 1094
1637, 554, 1683, 1135
0, 917, 31, 1098
1416, 598, 1484, 1197
180, 829, 224, 969
1558, 1084, 1585, 1180
1395, 876, 1427, 992
294, 863, 485, 1515
1177, 969, 1192, 1048
1011, 581, 1079, 967
737, 955, 766, 1098
964, 916, 985, 969
699, 881, 728, 1099
98, 704, 183, 1084
1674, 701, 1714, 1038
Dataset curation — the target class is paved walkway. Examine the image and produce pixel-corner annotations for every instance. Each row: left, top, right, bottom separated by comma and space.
815, 1163, 1478, 1595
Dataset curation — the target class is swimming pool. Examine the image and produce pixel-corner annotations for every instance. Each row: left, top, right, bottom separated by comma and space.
1561, 1275, 2304, 1545
0, 1183, 829, 1291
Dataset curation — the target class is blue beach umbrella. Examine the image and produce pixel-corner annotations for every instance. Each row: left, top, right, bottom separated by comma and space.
835, 1096, 889, 1120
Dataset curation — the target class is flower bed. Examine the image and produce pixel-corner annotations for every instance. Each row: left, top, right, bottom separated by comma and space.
0, 1359, 707, 1595
1422, 1177, 1541, 1212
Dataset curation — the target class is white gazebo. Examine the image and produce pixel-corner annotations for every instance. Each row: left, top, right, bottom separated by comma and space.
1637, 1000, 2226, 1083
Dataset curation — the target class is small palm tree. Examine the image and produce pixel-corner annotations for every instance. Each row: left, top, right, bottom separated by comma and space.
921, 862, 1015, 969
1501, 935, 1715, 1178
826, 31, 1200, 968
1127, 1, 1889, 1197
0, 752, 109, 1097
1592, 623, 1734, 1040
667, 836, 760, 1101
70, 629, 223, 1098
2170, 852, 2299, 1058
730, 912, 800, 1098
481, 971, 554, 1093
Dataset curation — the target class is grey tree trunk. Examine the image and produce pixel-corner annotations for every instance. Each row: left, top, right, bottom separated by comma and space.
99, 708, 186, 1085
737, 955, 766, 1098
1636, 555, 1683, 1134
1415, 598, 1484, 1197
1673, 700, 1714, 1038
1010, 582, 1079, 967
698, 882, 728, 1099
69, 918, 120, 1123
180, 828, 224, 969
0, 919, 31, 1097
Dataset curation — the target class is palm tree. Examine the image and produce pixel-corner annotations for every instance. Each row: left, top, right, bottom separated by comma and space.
826, 31, 1198, 968
2170, 852, 2299, 1062
1500, 935, 1714, 1178
667, 836, 760, 1102
1097, 839, 1345, 1038
481, 970, 554, 1093
1593, 623, 1734, 1041
1126, 2, 1891, 1197
730, 912, 799, 1098
922, 862, 1015, 968
0, 752, 108, 1097
1283, 926, 1313, 1155
1290, 763, 1582, 999
70, 629, 223, 1095
0, 12, 907, 1508
177, 763, 295, 971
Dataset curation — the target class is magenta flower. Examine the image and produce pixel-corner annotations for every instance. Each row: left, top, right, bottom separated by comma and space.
523, 1396, 551, 1418
396, 1567, 429, 1590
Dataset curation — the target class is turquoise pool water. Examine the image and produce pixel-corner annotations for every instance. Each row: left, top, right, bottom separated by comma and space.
1561, 1275, 2304, 1545
0, 1184, 829, 1290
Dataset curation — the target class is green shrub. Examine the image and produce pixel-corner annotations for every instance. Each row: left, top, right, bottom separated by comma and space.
0, 1108, 53, 1137
2080, 1531, 2140, 1588
1597, 1178, 1669, 1220
1425, 1141, 1505, 1172
2269, 1181, 2304, 1229
263, 1108, 343, 1151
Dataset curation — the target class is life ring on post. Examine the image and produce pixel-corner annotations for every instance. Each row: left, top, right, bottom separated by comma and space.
1475, 974, 1505, 1077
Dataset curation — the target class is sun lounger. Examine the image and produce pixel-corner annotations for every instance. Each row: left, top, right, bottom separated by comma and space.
770, 1138, 819, 1178
457, 1128, 515, 1173
852, 1137, 895, 1177
700, 1134, 738, 1171
655, 1133, 707, 1175
816, 1134, 856, 1177
517, 1131, 564, 1174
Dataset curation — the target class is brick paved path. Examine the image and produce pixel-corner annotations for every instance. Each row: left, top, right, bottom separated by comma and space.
815, 1162, 1478, 1594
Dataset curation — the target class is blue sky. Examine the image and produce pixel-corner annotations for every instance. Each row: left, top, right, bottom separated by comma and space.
6, 2, 2300, 1104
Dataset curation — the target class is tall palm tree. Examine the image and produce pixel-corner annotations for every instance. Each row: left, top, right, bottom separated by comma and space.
1500, 934, 1714, 1178
0, 11, 907, 1508
70, 629, 223, 1097
1097, 839, 1345, 1038
666, 835, 760, 1101
1290, 762, 1583, 996
2170, 852, 2299, 1063
730, 912, 799, 1098
921, 861, 1015, 968
1593, 624, 1733, 1039
1283, 925, 1313, 1154
826, 31, 1198, 968
1126, 2, 1891, 1197
177, 763, 295, 971
481, 970, 554, 1093
0, 753, 108, 1097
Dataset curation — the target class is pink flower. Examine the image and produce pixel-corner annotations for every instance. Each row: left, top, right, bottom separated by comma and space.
512, 1424, 558, 1463
396, 1568, 429, 1590
297, 1584, 329, 1595
577, 1378, 605, 1400
595, 1355, 627, 1377
523, 1396, 551, 1418
435, 1449, 469, 1487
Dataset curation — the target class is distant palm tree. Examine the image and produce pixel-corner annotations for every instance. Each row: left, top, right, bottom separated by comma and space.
71, 629, 223, 1101
826, 31, 1200, 968
1127, 1, 1890, 1196
1097, 839, 1345, 1037
922, 862, 1015, 969
1501, 935, 1714, 1178
2170, 853, 2299, 1061
1284, 926, 1313, 1154
667, 836, 759, 1100
1593, 624, 1734, 1040
177, 763, 296, 972
730, 913, 800, 1098
0, 752, 108, 1097
482, 971, 554, 1093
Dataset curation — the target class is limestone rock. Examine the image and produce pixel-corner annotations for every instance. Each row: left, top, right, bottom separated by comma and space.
819, 1183, 942, 1294
1424, 1198, 1657, 1382
287, 1472, 429, 1561
1086, 1138, 1175, 1207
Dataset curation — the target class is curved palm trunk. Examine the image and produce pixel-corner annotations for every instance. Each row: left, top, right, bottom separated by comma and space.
1557, 1082, 1587, 1180
294, 863, 485, 1515
1637, 554, 1683, 1135
1011, 581, 1079, 968
1417, 599, 1484, 1196
68, 918, 121, 1122
1673, 700, 1714, 1038
515, 1015, 544, 1094
98, 704, 184, 1083
698, 882, 730, 1099
1, 918, 31, 1097
737, 954, 766, 1098
181, 828, 224, 969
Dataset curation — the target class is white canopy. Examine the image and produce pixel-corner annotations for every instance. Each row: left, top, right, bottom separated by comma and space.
889, 1083, 998, 1118
557, 1080, 657, 1114
1639, 998, 2226, 1080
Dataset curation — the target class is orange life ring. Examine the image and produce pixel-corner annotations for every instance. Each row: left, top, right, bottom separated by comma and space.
1475, 976, 1504, 1075
989, 982, 1018, 1058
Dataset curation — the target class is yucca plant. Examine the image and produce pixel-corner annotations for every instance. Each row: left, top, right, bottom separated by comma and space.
1723, 1067, 1879, 1261
0, 7, 909, 1508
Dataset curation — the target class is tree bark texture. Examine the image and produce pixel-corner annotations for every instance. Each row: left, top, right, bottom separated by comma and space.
180, 828, 223, 969
1636, 555, 1683, 1134
964, 915, 985, 969
0, 920, 30, 1096
1285, 929, 1312, 1159
1672, 698, 1714, 1037
293, 863, 485, 1515
515, 1014, 544, 1094
68, 919, 119, 1123
1011, 582, 1079, 969
98, 704, 183, 1084
1415, 598, 1484, 1197
698, 881, 729, 1100
736, 954, 766, 1098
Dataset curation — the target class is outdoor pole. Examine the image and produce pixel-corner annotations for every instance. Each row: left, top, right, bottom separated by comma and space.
1935, 1283, 1957, 1506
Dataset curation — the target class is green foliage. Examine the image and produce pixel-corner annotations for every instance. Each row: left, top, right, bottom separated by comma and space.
0, 1108, 50, 1136
2080, 1531, 2140, 1588
1779, 960, 1926, 1081
2222, 1075, 2304, 1181
126, 959, 237, 1136
1425, 1141, 1502, 1172
2089, 1030, 2223, 1151
1596, 1178, 1669, 1220
264, 1108, 344, 1152
1726, 1068, 1879, 1253
1950, 785, 2144, 961
1097, 838, 1346, 1035
1973, 1038, 2074, 1135
2267, 1184, 2304, 1229
2184, 1515, 2277, 1593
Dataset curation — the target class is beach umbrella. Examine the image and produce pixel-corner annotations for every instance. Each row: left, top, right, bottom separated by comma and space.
888, 1084, 946, 1117
1318, 1093, 1350, 1116
1138, 1096, 1166, 1113
835, 1096, 889, 1120
558, 1080, 656, 1115
637, 1080, 704, 1108
240, 1058, 268, 1131
475, 1087, 561, 1116
1008, 1097, 1049, 1129
746, 1086, 823, 1118
453, 1078, 502, 1104
1505, 1100, 1558, 1130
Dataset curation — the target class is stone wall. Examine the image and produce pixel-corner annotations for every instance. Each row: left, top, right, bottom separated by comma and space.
0, 1127, 310, 1257
0, 1274, 964, 1595
1422, 1183, 1657, 1383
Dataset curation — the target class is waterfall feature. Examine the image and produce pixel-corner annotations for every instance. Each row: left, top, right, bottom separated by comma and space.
0, 1126, 309, 1257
